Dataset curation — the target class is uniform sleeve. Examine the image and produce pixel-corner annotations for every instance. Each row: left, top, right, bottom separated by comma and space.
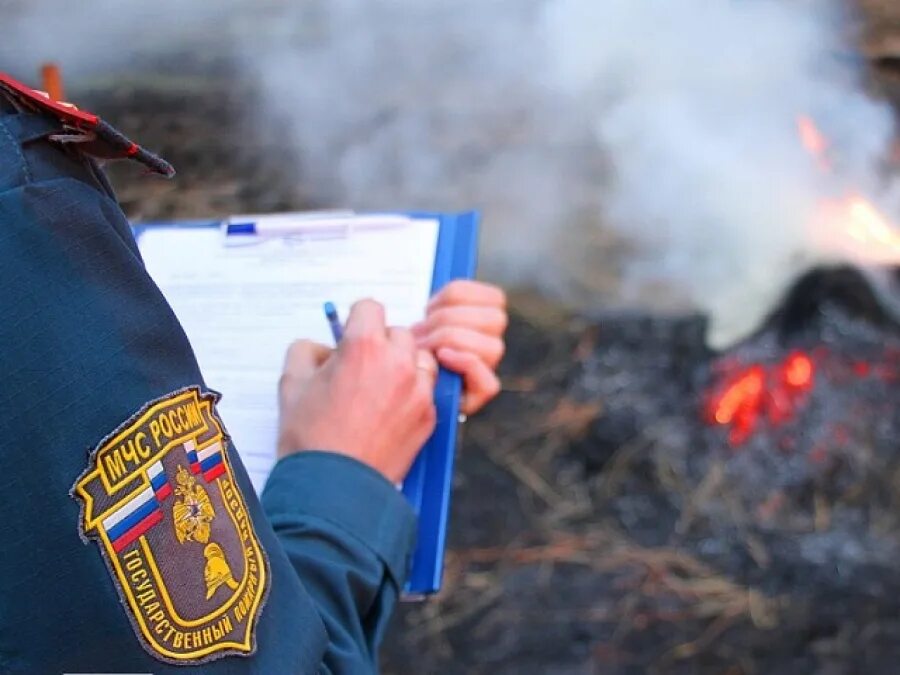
0, 109, 412, 674
262, 452, 417, 674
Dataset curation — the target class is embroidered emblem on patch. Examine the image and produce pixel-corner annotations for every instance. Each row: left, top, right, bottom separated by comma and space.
71, 387, 269, 664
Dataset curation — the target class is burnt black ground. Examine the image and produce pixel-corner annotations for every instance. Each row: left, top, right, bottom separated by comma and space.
380, 273, 900, 675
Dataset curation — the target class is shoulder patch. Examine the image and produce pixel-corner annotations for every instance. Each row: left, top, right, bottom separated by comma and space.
71, 386, 270, 665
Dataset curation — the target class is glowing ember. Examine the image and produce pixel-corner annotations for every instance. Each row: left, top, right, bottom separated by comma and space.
706, 365, 766, 445
706, 352, 817, 446
707, 343, 899, 447
711, 366, 764, 425
782, 351, 813, 390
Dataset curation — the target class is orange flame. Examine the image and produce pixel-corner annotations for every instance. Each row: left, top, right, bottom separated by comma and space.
844, 199, 900, 248
797, 115, 830, 170
796, 114, 900, 265
816, 195, 900, 265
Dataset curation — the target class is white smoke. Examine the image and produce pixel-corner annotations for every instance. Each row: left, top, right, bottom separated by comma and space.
233, 0, 608, 298
540, 0, 899, 345
1, 0, 897, 346
233, 0, 900, 345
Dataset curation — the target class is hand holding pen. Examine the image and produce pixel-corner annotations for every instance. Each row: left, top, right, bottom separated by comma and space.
276, 299, 438, 484
325, 279, 508, 418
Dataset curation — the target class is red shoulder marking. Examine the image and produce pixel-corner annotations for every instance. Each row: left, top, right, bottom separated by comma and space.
0, 72, 99, 127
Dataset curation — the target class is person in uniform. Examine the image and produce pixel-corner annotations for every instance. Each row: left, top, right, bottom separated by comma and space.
0, 74, 506, 674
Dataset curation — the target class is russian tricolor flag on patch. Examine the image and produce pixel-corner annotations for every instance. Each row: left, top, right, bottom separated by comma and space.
103, 486, 163, 553
148, 460, 172, 501
185, 439, 201, 474
198, 441, 226, 482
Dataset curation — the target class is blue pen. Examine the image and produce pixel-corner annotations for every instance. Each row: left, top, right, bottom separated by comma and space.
323, 302, 343, 344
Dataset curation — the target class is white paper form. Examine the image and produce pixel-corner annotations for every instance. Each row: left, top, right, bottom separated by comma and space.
139, 216, 440, 494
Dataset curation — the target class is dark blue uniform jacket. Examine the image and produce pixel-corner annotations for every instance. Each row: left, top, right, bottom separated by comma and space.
0, 101, 415, 674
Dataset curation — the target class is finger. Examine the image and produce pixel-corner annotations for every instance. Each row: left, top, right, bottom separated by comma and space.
387, 326, 416, 357
409, 374, 438, 448
412, 306, 508, 338
343, 298, 387, 342
415, 348, 440, 385
427, 280, 507, 311
416, 326, 505, 368
282, 340, 333, 379
436, 347, 501, 414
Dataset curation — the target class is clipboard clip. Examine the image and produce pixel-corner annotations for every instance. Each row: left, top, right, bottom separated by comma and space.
222, 211, 416, 246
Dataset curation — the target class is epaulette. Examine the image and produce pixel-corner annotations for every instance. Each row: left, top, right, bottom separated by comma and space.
0, 72, 175, 178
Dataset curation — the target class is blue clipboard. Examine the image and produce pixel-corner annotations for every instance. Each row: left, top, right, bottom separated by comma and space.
401, 211, 479, 596
134, 211, 480, 597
